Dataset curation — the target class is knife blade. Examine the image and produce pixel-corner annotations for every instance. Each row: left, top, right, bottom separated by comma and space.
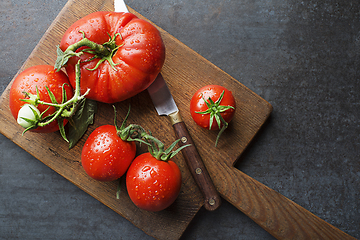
147, 74, 221, 211
114, 0, 128, 12
114, 0, 220, 211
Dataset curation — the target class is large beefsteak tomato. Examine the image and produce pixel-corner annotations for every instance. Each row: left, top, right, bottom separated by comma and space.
59, 11, 165, 104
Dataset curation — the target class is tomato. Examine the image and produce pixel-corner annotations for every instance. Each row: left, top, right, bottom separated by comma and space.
59, 11, 165, 104
9, 65, 74, 133
126, 152, 182, 212
190, 85, 236, 130
81, 125, 136, 181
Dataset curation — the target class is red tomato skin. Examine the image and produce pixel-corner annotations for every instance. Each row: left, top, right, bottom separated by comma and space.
81, 125, 136, 182
60, 12, 166, 104
190, 85, 236, 130
126, 153, 182, 212
9, 65, 74, 133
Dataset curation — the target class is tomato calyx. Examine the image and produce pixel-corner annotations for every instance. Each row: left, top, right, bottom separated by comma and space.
113, 106, 190, 161
55, 31, 123, 71
19, 61, 90, 142
196, 90, 235, 147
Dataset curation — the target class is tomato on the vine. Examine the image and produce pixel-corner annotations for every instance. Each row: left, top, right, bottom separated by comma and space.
126, 152, 182, 212
58, 11, 165, 104
81, 125, 136, 181
9, 65, 74, 133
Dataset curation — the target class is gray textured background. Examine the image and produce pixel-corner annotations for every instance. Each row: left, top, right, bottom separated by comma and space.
1, 0, 359, 239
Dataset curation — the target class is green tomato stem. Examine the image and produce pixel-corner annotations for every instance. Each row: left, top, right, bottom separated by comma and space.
66, 37, 111, 57
113, 105, 190, 161
35, 62, 89, 127
55, 31, 122, 71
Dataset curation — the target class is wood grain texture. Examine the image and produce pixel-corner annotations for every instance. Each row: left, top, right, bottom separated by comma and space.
1, 0, 352, 239
215, 165, 356, 240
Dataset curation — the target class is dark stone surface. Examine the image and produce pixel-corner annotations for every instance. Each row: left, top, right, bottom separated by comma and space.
1, 0, 359, 239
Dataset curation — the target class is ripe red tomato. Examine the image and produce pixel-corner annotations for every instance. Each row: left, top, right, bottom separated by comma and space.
126, 153, 182, 212
190, 85, 236, 130
9, 65, 74, 133
81, 125, 136, 181
60, 11, 165, 104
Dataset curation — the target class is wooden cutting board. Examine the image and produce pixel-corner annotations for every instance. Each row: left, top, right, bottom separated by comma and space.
0, 0, 272, 239
1, 0, 357, 239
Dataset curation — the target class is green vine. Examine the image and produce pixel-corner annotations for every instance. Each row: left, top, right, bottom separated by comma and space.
55, 31, 123, 71
19, 60, 90, 142
113, 105, 191, 161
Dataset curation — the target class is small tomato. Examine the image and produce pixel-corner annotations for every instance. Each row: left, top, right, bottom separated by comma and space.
81, 125, 136, 181
190, 85, 236, 146
126, 152, 182, 212
9, 65, 74, 133
190, 85, 236, 130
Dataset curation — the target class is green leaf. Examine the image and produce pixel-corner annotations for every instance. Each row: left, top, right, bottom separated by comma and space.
164, 139, 180, 155
61, 83, 69, 103
45, 86, 58, 104
54, 45, 82, 72
67, 99, 97, 149
54, 46, 67, 71
57, 118, 69, 143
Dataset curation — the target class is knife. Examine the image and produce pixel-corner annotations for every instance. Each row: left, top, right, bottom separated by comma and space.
114, 0, 221, 211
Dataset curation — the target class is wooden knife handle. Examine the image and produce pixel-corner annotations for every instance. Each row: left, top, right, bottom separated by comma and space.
169, 112, 221, 211
217, 164, 356, 239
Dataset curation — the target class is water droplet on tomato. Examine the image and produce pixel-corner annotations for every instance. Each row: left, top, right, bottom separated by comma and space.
150, 169, 156, 177
142, 166, 151, 172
